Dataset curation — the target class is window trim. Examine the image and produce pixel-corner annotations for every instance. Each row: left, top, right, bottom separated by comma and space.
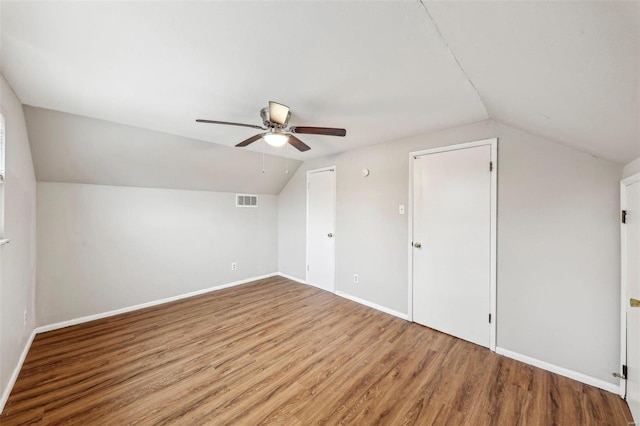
0, 112, 5, 183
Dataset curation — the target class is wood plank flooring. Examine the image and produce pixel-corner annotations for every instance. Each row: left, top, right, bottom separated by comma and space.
2, 277, 632, 425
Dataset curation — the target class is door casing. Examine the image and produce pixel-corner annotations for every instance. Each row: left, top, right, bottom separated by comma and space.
620, 172, 640, 399
408, 138, 498, 351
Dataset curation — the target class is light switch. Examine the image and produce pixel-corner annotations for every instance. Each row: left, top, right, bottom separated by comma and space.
399, 205, 405, 214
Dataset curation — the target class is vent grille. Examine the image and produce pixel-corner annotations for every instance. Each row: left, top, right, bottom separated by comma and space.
236, 194, 258, 208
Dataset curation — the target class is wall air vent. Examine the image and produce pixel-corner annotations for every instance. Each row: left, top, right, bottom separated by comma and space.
236, 194, 258, 208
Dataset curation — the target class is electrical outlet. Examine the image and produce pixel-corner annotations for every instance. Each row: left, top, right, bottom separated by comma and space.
353, 274, 359, 284
23, 310, 27, 325
231, 262, 237, 271
399, 204, 405, 215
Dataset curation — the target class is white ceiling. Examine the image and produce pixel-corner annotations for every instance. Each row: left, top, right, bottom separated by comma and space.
1, 0, 487, 161
425, 0, 639, 164
24, 106, 301, 194
1, 1, 638, 177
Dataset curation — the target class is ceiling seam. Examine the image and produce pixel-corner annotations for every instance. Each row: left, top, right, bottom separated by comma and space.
417, 0, 490, 120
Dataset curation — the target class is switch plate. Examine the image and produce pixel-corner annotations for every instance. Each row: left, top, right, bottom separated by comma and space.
399, 205, 405, 214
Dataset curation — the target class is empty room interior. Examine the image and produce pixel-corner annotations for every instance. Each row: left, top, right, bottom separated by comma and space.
1, 1, 639, 424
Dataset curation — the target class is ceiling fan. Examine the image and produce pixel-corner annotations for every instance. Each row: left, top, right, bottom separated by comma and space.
196, 101, 346, 152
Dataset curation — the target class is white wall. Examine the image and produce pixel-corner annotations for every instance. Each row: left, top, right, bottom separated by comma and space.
279, 120, 496, 312
0, 76, 37, 403
496, 123, 621, 384
624, 156, 640, 179
278, 119, 622, 385
37, 183, 278, 326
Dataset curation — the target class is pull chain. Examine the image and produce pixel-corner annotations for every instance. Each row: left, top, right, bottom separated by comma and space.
262, 139, 265, 173
285, 142, 289, 174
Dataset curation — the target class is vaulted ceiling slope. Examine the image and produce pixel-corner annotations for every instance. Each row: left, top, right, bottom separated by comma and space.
24, 106, 301, 194
1, 1, 487, 162
1, 1, 638, 173
425, 1, 639, 164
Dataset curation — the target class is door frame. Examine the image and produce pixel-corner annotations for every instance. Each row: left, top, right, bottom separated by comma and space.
407, 138, 498, 351
306, 165, 337, 292
620, 171, 640, 397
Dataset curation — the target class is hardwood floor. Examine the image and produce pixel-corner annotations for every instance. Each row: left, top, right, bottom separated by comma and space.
2, 277, 632, 425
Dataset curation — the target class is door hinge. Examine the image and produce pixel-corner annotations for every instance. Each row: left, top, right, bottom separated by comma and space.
489, 313, 492, 323
307, 265, 309, 271
622, 210, 627, 224
613, 364, 627, 380
489, 162, 493, 172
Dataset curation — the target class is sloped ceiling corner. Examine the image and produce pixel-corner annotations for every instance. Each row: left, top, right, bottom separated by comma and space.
425, 1, 640, 164
24, 106, 301, 194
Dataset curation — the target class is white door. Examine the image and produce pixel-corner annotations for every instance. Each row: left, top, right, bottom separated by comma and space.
412, 144, 493, 348
623, 176, 640, 421
307, 167, 335, 292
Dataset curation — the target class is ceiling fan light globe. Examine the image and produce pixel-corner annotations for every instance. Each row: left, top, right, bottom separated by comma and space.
264, 132, 289, 147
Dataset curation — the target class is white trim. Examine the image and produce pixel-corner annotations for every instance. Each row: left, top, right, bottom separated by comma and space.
620, 171, 640, 398
489, 140, 498, 350
408, 152, 414, 322
412, 138, 497, 157
621, 180, 628, 397
305, 165, 337, 293
335, 290, 408, 320
496, 347, 622, 395
1, 329, 36, 414
278, 274, 408, 320
623, 172, 640, 186
36, 273, 277, 333
276, 272, 307, 285
307, 166, 336, 175
408, 138, 498, 351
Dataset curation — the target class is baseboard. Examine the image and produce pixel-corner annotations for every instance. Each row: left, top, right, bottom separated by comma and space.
276, 274, 409, 322
36, 273, 278, 333
1, 329, 36, 414
495, 347, 622, 396
276, 272, 307, 285
334, 290, 408, 320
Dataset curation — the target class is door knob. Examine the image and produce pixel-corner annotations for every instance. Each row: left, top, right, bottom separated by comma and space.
328, 233, 333, 238
413, 242, 421, 248
631, 298, 640, 308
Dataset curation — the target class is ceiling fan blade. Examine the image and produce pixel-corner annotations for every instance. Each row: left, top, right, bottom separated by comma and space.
235, 133, 264, 147
289, 126, 346, 137
268, 101, 290, 126
288, 135, 311, 152
196, 119, 265, 130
